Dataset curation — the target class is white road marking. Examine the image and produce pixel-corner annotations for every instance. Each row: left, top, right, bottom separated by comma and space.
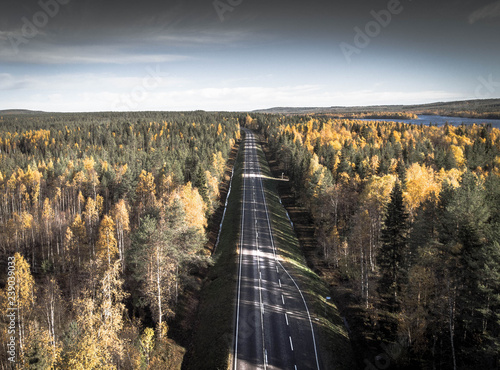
285, 313, 289, 325
253, 130, 321, 370
234, 134, 247, 370
277, 260, 321, 370
237, 132, 320, 370
279, 279, 281, 287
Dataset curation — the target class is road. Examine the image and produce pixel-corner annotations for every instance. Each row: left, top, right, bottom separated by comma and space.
233, 130, 320, 370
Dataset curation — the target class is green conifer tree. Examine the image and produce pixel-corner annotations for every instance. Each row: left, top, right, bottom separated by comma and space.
377, 180, 409, 312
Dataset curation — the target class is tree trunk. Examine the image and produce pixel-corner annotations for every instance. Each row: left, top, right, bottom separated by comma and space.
175, 265, 179, 305
156, 248, 162, 338
448, 280, 457, 370
360, 247, 365, 304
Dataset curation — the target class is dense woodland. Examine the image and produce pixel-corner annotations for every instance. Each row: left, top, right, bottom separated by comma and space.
0, 112, 242, 368
248, 114, 500, 369
1, 110, 499, 369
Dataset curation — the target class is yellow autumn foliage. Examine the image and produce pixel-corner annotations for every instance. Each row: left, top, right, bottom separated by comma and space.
178, 182, 207, 231
404, 163, 441, 218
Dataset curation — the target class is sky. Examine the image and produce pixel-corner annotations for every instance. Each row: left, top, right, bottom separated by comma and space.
0, 0, 499, 112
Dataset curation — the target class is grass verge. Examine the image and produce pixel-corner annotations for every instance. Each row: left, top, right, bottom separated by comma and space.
183, 139, 244, 370
254, 137, 356, 370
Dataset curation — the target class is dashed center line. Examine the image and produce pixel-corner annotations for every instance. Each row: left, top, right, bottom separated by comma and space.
236, 133, 320, 370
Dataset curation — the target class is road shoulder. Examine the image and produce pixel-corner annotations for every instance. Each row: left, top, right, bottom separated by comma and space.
255, 134, 356, 370
183, 138, 245, 370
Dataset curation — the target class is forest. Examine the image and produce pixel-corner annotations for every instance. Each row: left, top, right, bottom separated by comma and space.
1, 110, 499, 369
0, 111, 241, 368
248, 114, 500, 369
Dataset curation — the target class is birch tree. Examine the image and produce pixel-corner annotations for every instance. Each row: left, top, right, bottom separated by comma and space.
96, 215, 118, 269
111, 199, 130, 272
65, 263, 126, 369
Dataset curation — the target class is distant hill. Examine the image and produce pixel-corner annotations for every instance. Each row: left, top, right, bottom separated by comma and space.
0, 109, 46, 115
3, 98, 500, 117
253, 99, 500, 118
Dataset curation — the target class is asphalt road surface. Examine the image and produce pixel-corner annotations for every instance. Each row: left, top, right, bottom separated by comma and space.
233, 130, 320, 370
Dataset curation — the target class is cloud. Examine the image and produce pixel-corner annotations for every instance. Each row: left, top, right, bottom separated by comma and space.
151, 29, 254, 46
29, 52, 187, 65
0, 42, 189, 65
21, 85, 462, 112
0, 69, 466, 112
0, 26, 249, 65
0, 31, 9, 41
152, 88, 463, 112
0, 73, 31, 90
2, 71, 186, 91
468, 1, 500, 24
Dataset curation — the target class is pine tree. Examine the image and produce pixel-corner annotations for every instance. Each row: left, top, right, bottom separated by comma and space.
442, 172, 500, 366
378, 180, 409, 312
193, 167, 209, 204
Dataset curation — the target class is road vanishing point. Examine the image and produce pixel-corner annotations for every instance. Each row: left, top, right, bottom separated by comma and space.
233, 130, 320, 370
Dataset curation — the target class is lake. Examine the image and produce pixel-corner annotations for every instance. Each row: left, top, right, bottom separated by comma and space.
357, 114, 500, 129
